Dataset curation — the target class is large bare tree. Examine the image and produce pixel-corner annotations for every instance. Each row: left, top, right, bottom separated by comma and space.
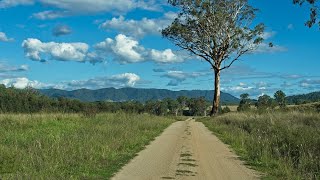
162, 0, 265, 116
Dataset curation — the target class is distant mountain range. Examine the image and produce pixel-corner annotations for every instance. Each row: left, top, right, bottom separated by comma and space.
286, 91, 320, 104
39, 88, 240, 104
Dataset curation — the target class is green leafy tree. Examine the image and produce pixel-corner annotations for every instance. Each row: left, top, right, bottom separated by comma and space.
274, 90, 287, 109
188, 97, 208, 116
293, 0, 319, 27
165, 98, 180, 116
270, 98, 278, 110
237, 93, 251, 111
120, 101, 144, 114
163, 0, 265, 116
145, 100, 157, 114
256, 94, 273, 111
177, 96, 189, 115
155, 101, 168, 116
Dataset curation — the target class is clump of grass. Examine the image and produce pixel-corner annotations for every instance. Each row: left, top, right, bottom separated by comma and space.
0, 113, 174, 179
199, 111, 320, 179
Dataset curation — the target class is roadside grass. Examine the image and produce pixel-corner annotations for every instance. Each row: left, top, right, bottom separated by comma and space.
198, 111, 320, 179
0, 113, 174, 179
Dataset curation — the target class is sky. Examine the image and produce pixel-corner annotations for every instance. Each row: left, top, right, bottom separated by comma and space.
0, 0, 319, 98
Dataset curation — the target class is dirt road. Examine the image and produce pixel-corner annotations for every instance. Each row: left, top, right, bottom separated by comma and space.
112, 119, 259, 180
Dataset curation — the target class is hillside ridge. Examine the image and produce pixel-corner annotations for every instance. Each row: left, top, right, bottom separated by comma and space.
39, 87, 240, 104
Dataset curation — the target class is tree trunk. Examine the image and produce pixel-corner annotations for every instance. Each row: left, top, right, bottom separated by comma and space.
210, 70, 221, 116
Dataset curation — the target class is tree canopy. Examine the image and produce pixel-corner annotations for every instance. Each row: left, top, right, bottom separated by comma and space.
294, 0, 319, 27
163, 0, 265, 115
274, 90, 287, 108
163, 0, 264, 72
237, 93, 251, 111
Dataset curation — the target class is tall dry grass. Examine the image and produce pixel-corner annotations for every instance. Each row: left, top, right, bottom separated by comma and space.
200, 111, 320, 179
0, 113, 174, 179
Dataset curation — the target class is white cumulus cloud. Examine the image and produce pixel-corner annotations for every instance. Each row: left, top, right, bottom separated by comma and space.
95, 34, 145, 63
95, 34, 184, 64
22, 38, 91, 62
150, 49, 183, 63
110, 73, 140, 87
100, 12, 176, 38
0, 77, 44, 89
22, 34, 185, 64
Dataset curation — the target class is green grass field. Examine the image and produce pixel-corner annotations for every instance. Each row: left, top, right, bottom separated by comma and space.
0, 113, 175, 179
199, 111, 320, 179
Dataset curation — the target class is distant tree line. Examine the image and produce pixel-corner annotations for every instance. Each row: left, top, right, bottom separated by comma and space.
0, 85, 91, 114
237, 90, 287, 112
0, 85, 211, 116
3, 85, 319, 116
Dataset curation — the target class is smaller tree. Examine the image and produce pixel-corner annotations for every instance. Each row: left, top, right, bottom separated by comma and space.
188, 97, 207, 116
155, 100, 168, 116
177, 96, 188, 115
198, 97, 208, 116
274, 90, 287, 109
237, 93, 251, 111
145, 100, 156, 114
256, 94, 273, 111
165, 98, 180, 116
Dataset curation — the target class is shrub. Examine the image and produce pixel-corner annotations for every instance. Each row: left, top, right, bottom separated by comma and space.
82, 104, 98, 118
221, 106, 231, 114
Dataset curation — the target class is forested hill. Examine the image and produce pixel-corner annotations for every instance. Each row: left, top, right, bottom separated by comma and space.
39, 88, 240, 104
286, 91, 320, 104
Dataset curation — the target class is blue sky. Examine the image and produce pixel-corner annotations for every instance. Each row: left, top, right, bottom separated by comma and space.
0, 0, 319, 98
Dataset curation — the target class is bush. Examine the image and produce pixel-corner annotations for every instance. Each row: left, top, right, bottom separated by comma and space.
82, 104, 98, 118
221, 106, 231, 114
